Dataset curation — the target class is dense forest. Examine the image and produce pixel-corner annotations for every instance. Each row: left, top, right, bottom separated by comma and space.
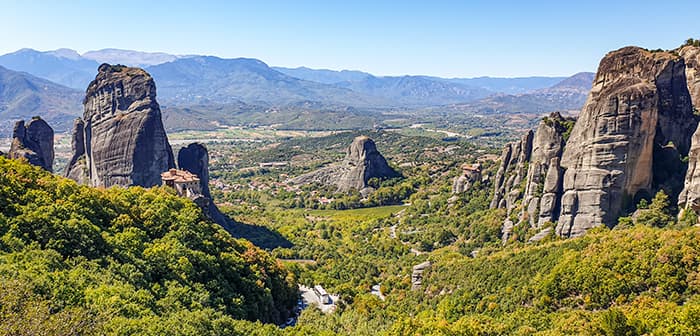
286, 225, 700, 335
0, 157, 296, 335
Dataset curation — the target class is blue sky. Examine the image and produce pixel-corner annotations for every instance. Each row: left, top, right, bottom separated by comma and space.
1, 0, 698, 77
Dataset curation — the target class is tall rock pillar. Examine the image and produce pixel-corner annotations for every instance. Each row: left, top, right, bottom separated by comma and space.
65, 64, 175, 187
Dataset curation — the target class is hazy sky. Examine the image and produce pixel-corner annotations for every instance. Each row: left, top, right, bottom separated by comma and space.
1, 0, 698, 77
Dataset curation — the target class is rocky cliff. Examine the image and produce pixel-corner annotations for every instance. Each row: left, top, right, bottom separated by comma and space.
65, 64, 175, 187
9, 117, 54, 172
289, 135, 401, 192
522, 113, 573, 229
680, 45, 700, 105
556, 47, 696, 237
64, 118, 88, 183
492, 45, 700, 240
452, 164, 482, 194
677, 45, 700, 211
490, 113, 573, 240
177, 143, 230, 229
489, 130, 533, 211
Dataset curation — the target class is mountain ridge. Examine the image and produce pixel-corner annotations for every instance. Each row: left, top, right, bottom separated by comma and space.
0, 48, 591, 104
82, 48, 183, 67
0, 65, 82, 135
0, 48, 595, 135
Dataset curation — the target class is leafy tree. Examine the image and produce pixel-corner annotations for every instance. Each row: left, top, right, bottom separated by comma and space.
635, 190, 674, 227
598, 309, 637, 336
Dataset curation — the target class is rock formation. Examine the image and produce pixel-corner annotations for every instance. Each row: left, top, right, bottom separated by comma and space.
178, 143, 211, 198
492, 45, 700, 239
452, 163, 482, 194
62, 65, 234, 232
9, 117, 54, 171
337, 136, 401, 192
411, 261, 431, 291
289, 136, 401, 193
177, 143, 230, 229
556, 47, 696, 237
522, 113, 572, 228
64, 118, 88, 184
65, 64, 175, 187
489, 129, 534, 241
680, 45, 700, 105
677, 45, 700, 212
490, 130, 533, 211
490, 113, 572, 241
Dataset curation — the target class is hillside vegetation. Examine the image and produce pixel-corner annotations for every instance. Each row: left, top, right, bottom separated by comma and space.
203, 131, 700, 335
282, 225, 700, 335
5, 126, 700, 335
0, 157, 296, 335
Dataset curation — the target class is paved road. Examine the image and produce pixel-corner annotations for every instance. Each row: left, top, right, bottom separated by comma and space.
299, 285, 338, 314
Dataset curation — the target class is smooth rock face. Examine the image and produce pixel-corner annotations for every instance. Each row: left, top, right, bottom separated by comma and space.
538, 158, 563, 224
178, 143, 211, 198
65, 118, 88, 184
176, 143, 230, 229
677, 46, 700, 211
9, 118, 54, 171
336, 136, 401, 192
65, 64, 175, 187
289, 136, 400, 192
556, 47, 696, 237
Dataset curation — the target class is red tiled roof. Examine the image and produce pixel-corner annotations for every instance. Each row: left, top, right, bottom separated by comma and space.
161, 168, 200, 183
461, 163, 481, 172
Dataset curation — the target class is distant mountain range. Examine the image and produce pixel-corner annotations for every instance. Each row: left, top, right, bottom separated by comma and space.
274, 67, 568, 95
0, 48, 594, 135
441, 72, 595, 115
0, 65, 82, 135
82, 48, 182, 67
147, 56, 385, 107
272, 67, 374, 84
0, 49, 99, 89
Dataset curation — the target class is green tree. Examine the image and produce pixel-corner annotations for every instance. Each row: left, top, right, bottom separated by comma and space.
598, 309, 637, 336
635, 190, 674, 228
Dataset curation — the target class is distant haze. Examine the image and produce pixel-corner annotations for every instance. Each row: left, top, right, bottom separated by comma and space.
1, 1, 698, 77
0, 46, 595, 137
